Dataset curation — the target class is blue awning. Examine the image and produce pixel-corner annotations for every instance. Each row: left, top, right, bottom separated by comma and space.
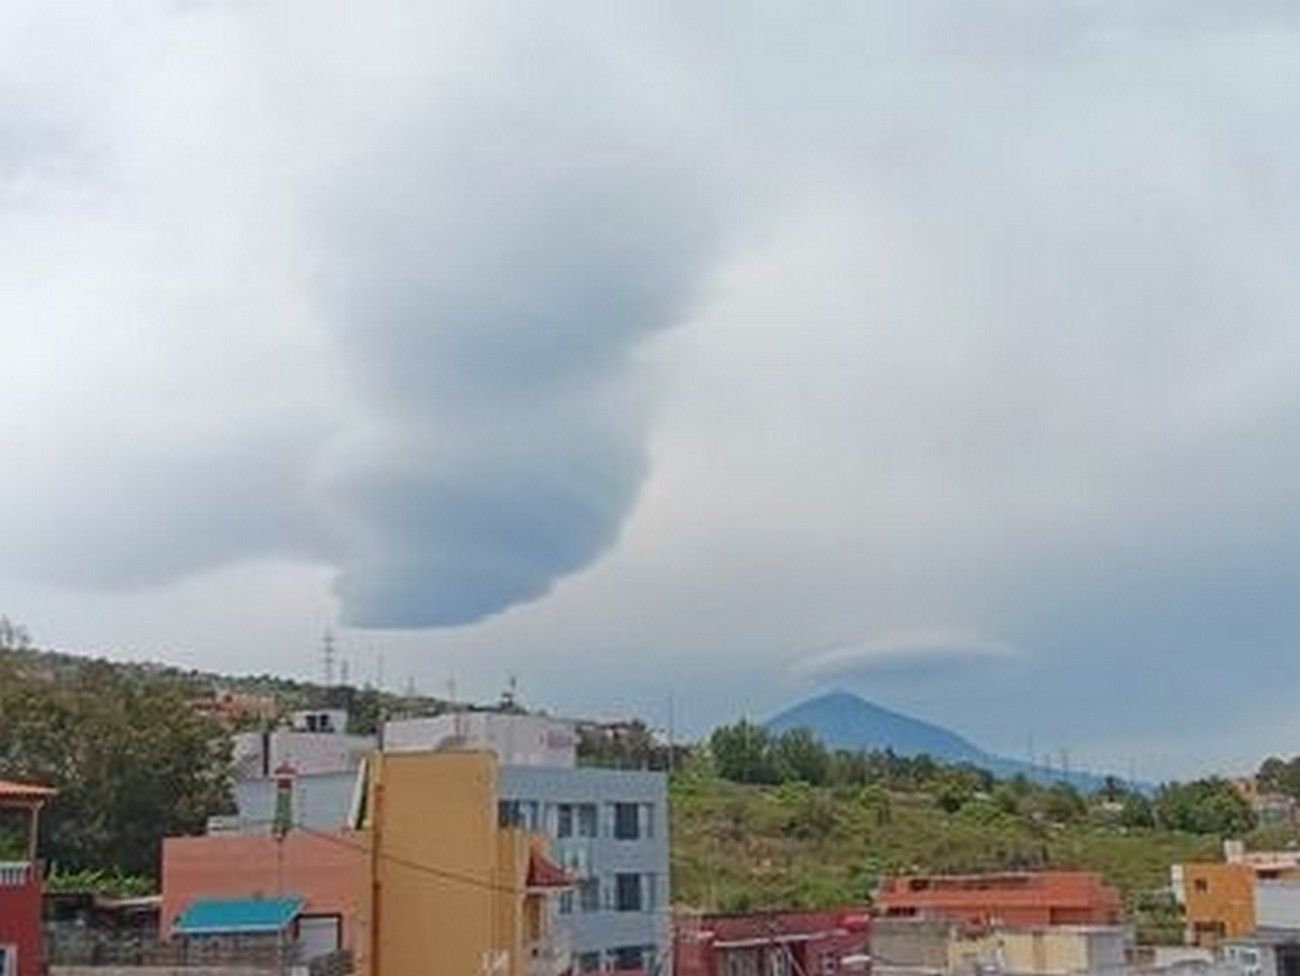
175, 897, 304, 936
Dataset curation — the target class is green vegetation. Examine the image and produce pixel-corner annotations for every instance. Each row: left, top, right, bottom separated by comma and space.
671, 760, 1220, 920
0, 653, 233, 878
46, 867, 156, 897
675, 723, 1281, 940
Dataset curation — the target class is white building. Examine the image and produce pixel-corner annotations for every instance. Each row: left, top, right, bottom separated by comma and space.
383, 712, 578, 767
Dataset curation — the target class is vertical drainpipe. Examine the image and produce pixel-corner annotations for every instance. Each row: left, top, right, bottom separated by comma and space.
369, 759, 384, 976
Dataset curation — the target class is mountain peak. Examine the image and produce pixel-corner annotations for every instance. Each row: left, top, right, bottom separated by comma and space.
765, 690, 1109, 791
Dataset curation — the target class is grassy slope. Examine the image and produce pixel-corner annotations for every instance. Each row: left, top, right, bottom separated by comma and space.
670, 773, 1221, 917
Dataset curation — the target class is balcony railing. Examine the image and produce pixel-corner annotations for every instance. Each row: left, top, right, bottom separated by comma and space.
0, 861, 32, 888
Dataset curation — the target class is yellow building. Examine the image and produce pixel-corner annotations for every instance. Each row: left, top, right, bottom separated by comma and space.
354, 750, 570, 976
1176, 863, 1256, 947
948, 925, 1127, 976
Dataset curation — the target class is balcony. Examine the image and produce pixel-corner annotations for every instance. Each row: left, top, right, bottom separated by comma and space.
0, 861, 33, 888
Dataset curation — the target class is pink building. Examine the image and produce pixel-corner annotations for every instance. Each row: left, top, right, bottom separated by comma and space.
161, 831, 366, 960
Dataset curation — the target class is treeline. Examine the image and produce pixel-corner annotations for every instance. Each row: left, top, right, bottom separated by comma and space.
0, 653, 233, 878
707, 720, 1256, 836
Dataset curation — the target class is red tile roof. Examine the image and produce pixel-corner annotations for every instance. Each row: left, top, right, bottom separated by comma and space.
526, 851, 572, 889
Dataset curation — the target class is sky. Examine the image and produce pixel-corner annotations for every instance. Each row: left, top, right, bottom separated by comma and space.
3, 1, 1300, 779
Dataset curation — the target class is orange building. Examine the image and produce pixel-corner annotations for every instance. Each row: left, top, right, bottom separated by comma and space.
162, 830, 366, 957
1175, 863, 1259, 947
356, 750, 571, 976
876, 872, 1123, 927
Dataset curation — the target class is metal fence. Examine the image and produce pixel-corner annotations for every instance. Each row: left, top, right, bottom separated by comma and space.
47, 932, 353, 976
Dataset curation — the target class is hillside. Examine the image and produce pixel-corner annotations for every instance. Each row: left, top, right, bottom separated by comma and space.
0, 645, 450, 730
669, 770, 1219, 940
768, 691, 1109, 790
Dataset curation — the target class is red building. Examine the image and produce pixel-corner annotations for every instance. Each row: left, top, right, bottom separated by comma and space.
674, 908, 871, 976
0, 780, 55, 976
875, 871, 1122, 927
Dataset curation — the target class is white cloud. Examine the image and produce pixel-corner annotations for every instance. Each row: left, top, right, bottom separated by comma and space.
3, 1, 1300, 775
794, 630, 1020, 680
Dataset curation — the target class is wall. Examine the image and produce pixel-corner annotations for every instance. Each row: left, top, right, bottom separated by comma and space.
232, 732, 375, 779
160, 832, 366, 949
1257, 882, 1300, 930
949, 927, 1127, 976
383, 713, 577, 768
870, 918, 953, 973
673, 910, 870, 976
500, 765, 670, 968
358, 750, 526, 976
52, 967, 273, 976
230, 773, 359, 834
0, 863, 44, 976
1181, 864, 1256, 946
876, 873, 1122, 927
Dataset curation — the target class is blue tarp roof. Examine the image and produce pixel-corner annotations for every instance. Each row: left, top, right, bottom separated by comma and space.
175, 898, 304, 935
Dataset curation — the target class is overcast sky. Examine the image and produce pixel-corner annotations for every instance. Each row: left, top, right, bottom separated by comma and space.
4, 1, 1300, 779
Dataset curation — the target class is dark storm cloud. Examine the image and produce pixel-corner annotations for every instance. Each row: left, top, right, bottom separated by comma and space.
309, 44, 716, 626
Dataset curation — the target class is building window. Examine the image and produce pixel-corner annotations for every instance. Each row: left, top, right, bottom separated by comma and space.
821, 949, 839, 975
1194, 878, 1209, 893
769, 950, 792, 976
499, 801, 523, 828
0, 946, 15, 976
612, 946, 644, 971
577, 804, 598, 838
579, 878, 601, 913
615, 873, 643, 912
725, 949, 760, 976
576, 953, 601, 973
557, 804, 574, 839
558, 890, 574, 915
614, 802, 640, 840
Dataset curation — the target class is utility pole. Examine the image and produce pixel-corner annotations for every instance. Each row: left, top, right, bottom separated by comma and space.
667, 692, 676, 776
322, 629, 336, 688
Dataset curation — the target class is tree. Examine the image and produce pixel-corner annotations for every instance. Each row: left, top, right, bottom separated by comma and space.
1257, 757, 1300, 800
1120, 792, 1156, 829
1155, 778, 1255, 836
0, 616, 31, 651
0, 658, 232, 877
1041, 782, 1087, 823
773, 727, 830, 785
710, 721, 777, 784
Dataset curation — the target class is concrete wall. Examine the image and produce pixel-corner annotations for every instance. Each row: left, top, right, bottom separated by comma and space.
500, 765, 670, 969
383, 713, 577, 768
870, 918, 952, 973
160, 832, 366, 950
231, 773, 359, 834
232, 732, 375, 780
1257, 882, 1300, 930
358, 750, 549, 976
1224, 942, 1279, 976
949, 927, 1126, 976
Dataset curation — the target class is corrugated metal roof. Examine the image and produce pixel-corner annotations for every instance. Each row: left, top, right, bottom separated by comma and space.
175, 897, 304, 935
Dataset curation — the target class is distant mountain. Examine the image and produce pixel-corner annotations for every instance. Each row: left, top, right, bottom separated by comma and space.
767, 690, 1110, 791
